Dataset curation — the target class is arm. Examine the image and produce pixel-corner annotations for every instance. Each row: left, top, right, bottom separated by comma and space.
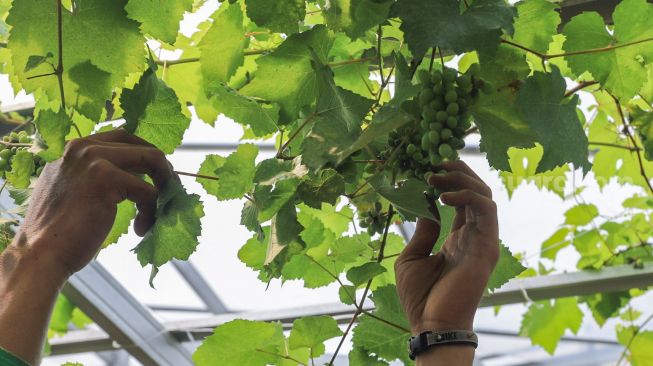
0, 130, 173, 364
395, 160, 499, 365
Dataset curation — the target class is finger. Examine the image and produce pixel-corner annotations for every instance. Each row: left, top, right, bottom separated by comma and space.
440, 189, 498, 235
101, 164, 158, 236
80, 144, 173, 188
399, 218, 441, 260
87, 128, 155, 147
436, 160, 482, 181
451, 206, 466, 231
428, 171, 492, 198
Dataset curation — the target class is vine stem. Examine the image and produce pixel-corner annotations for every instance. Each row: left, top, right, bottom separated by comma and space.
501, 37, 653, 61
256, 348, 307, 366
174, 170, 219, 181
611, 94, 653, 194
328, 205, 395, 365
564, 80, 599, 97
0, 141, 32, 148
589, 141, 641, 152
276, 113, 318, 159
616, 313, 653, 366
377, 25, 384, 85
55, 0, 66, 110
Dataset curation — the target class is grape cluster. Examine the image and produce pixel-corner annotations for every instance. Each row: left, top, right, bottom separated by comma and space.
383, 65, 491, 180
358, 201, 386, 236
0, 131, 46, 178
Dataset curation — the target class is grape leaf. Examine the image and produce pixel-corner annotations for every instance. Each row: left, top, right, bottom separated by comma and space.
132, 179, 204, 286
6, 150, 34, 189
245, 0, 305, 35
7, 0, 145, 120
511, 0, 560, 53
631, 106, 653, 161
125, 0, 193, 44
241, 25, 334, 122
393, 0, 515, 57
282, 252, 344, 288
349, 346, 389, 366
562, 0, 653, 100
296, 169, 345, 208
265, 201, 302, 264
121, 67, 191, 154
102, 201, 136, 248
500, 145, 569, 198
516, 67, 591, 173
200, 3, 248, 90
617, 327, 653, 366
487, 241, 526, 292
49, 294, 75, 334
197, 144, 258, 201
369, 175, 436, 221
193, 319, 285, 366
584, 291, 630, 327
208, 84, 279, 137
35, 108, 72, 162
352, 285, 412, 364
254, 158, 307, 185
339, 285, 357, 305
346, 262, 387, 287
254, 179, 299, 222
540, 227, 571, 261
564, 204, 599, 226
325, 0, 394, 39
520, 297, 583, 354
288, 316, 343, 352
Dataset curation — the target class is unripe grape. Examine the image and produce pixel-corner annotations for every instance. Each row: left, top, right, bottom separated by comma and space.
420, 118, 430, 130
418, 69, 431, 84
421, 135, 431, 150
422, 108, 437, 121
433, 83, 445, 95
419, 89, 435, 106
359, 219, 370, 228
430, 122, 444, 131
459, 118, 472, 131
431, 70, 443, 84
10, 147, 17, 154
467, 63, 480, 77
407, 144, 417, 155
441, 128, 453, 140
446, 116, 458, 129
2, 136, 10, 143
413, 151, 424, 161
445, 90, 458, 103
439, 143, 454, 158
436, 111, 448, 122
429, 153, 443, 166
446, 102, 459, 116
0, 149, 11, 160
9, 132, 18, 142
428, 130, 440, 145
457, 75, 472, 88
430, 98, 445, 111
444, 82, 456, 92
19, 136, 30, 144
457, 98, 468, 108
0, 159, 6, 171
443, 68, 457, 83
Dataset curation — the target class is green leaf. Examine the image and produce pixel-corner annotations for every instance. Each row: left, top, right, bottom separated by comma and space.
193, 319, 285, 366
132, 179, 204, 286
24, 52, 52, 72
254, 179, 300, 222
254, 158, 307, 185
35, 108, 72, 162
516, 67, 591, 173
352, 285, 412, 364
265, 201, 303, 264
369, 176, 436, 221
631, 107, 653, 161
245, 0, 306, 35
584, 291, 630, 327
349, 346, 390, 366
564, 203, 599, 226
487, 241, 526, 292
200, 4, 248, 89
241, 25, 334, 122
471, 89, 536, 171
289, 316, 343, 351
197, 144, 259, 201
562, 0, 653, 100
121, 68, 191, 154
103, 201, 136, 248
617, 327, 653, 366
339, 285, 357, 305
238, 231, 268, 270
208, 84, 279, 137
500, 145, 569, 198
540, 227, 570, 261
7, 0, 145, 120
346, 262, 387, 287
125, 0, 193, 44
325, 0, 394, 39
511, 0, 560, 53
297, 169, 345, 208
282, 252, 343, 288
393, 0, 515, 57
520, 297, 584, 354
49, 294, 75, 334
6, 150, 34, 189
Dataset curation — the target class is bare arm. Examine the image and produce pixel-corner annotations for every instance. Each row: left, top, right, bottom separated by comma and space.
395, 160, 499, 365
0, 130, 172, 364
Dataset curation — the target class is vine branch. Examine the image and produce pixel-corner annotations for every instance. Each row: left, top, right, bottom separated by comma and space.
256, 348, 307, 366
617, 313, 653, 366
55, 0, 66, 110
174, 170, 219, 181
589, 141, 641, 152
501, 37, 653, 61
276, 113, 318, 159
564, 80, 599, 97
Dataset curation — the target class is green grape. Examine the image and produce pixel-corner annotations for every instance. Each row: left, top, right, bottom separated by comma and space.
431, 70, 443, 84
429, 98, 445, 111
446, 116, 458, 129
445, 90, 458, 103
420, 118, 430, 130
433, 83, 445, 95
446, 103, 459, 116
428, 130, 440, 144
439, 143, 454, 158
443, 68, 457, 83
422, 108, 437, 121
0, 159, 7, 171
2, 136, 10, 143
417, 69, 431, 84
10, 147, 17, 153
459, 118, 472, 131
419, 88, 435, 106
359, 219, 370, 228
407, 143, 417, 155
457, 75, 472, 88
429, 153, 443, 166
424, 171, 434, 181
436, 111, 448, 122
421, 135, 431, 150
430, 122, 444, 131
467, 63, 480, 77
18, 135, 30, 144
457, 98, 468, 108
444, 82, 456, 92
9, 132, 18, 142
413, 151, 424, 161
0, 149, 11, 160
441, 128, 453, 140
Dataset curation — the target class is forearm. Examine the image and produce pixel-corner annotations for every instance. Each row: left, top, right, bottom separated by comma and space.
416, 345, 475, 365
0, 236, 69, 365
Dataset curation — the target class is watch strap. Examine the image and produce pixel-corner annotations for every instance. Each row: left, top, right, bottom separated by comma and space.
408, 330, 478, 360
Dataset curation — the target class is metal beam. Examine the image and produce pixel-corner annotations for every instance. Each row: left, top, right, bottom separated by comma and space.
171, 260, 229, 314
62, 261, 194, 366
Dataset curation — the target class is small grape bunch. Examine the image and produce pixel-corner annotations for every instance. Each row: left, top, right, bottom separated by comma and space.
0, 131, 46, 178
358, 201, 386, 236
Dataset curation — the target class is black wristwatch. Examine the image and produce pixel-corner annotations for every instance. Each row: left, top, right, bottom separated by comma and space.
408, 330, 478, 360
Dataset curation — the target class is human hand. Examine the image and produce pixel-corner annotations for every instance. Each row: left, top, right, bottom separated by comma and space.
10, 129, 173, 279
395, 160, 499, 335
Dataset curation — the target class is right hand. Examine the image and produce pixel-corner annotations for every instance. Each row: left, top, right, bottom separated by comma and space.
11, 129, 173, 278
395, 160, 499, 334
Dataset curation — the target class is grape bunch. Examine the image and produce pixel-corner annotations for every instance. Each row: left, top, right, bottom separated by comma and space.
0, 131, 46, 178
383, 64, 491, 180
358, 201, 386, 236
